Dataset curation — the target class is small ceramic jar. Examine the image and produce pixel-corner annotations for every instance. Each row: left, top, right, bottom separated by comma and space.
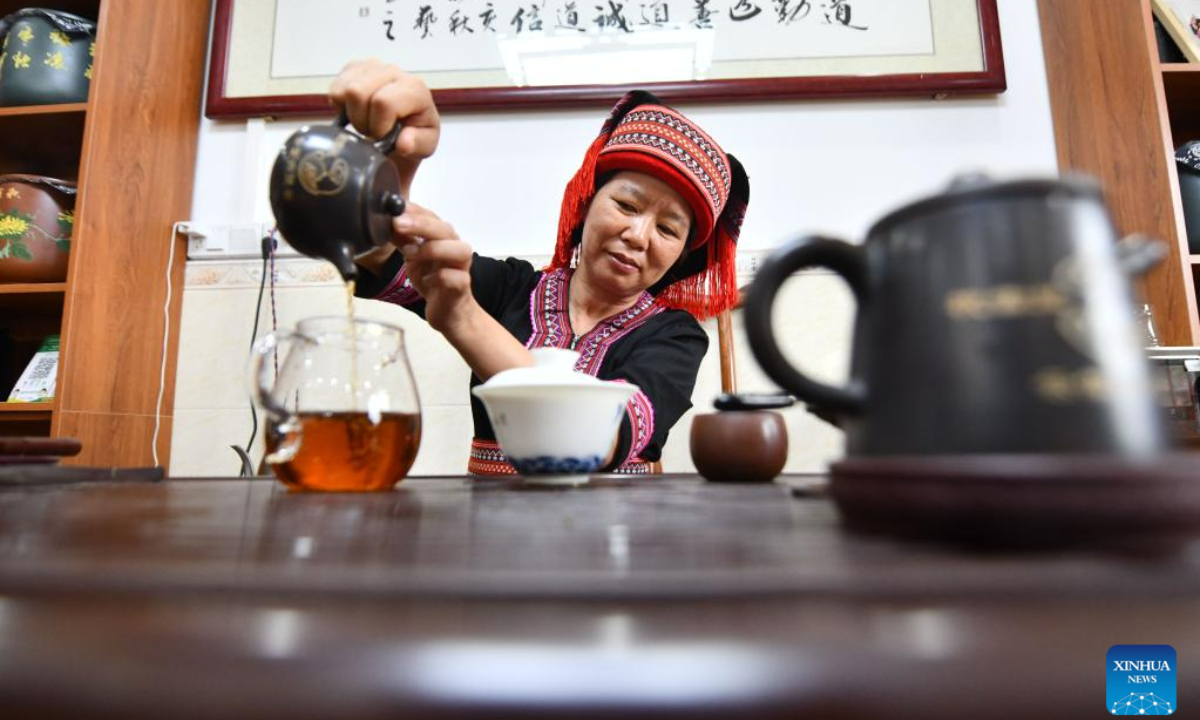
690, 411, 788, 483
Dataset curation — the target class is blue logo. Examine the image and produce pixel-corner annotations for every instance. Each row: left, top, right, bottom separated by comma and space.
1107, 645, 1176, 715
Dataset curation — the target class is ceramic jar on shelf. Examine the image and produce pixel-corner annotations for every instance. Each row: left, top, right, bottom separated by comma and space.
0, 8, 96, 107
0, 174, 75, 283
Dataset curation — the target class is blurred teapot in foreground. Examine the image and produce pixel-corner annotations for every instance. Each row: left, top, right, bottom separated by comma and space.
742, 174, 1167, 458
269, 114, 407, 280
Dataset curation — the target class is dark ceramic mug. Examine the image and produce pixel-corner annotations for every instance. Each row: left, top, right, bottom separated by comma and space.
743, 175, 1166, 458
269, 113, 406, 280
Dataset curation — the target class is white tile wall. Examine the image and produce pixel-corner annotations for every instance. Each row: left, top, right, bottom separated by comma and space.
169, 257, 852, 476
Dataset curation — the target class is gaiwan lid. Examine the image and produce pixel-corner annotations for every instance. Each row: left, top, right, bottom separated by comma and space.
476, 348, 603, 390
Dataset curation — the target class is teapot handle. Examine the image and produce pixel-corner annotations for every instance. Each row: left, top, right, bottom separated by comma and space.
335, 111, 403, 157
743, 235, 870, 415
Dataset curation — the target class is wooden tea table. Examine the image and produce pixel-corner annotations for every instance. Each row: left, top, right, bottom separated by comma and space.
0, 473, 1195, 718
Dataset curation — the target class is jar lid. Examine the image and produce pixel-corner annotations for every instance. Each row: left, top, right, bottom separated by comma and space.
0, 9, 96, 37
0, 175, 76, 195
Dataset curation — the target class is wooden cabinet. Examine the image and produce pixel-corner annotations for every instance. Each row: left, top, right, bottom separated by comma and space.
0, 0, 209, 468
1037, 0, 1200, 347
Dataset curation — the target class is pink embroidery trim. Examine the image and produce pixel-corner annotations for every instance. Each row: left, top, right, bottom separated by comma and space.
525, 267, 664, 375
612, 378, 655, 464
375, 265, 421, 306
526, 268, 573, 350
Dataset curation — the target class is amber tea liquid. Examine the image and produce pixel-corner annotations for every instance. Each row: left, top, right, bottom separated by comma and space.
269, 411, 421, 491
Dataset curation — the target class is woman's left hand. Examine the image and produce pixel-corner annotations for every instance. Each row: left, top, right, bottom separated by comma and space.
394, 203, 478, 333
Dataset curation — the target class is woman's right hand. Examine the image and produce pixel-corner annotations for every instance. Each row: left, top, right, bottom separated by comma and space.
392, 203, 479, 335
328, 59, 440, 196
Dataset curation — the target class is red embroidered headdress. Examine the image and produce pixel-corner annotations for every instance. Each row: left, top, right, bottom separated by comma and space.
550, 91, 750, 320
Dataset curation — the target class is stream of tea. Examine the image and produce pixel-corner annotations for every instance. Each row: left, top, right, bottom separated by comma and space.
347, 278, 358, 398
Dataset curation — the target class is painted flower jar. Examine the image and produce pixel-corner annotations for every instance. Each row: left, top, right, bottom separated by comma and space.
0, 175, 75, 283
0, 9, 96, 107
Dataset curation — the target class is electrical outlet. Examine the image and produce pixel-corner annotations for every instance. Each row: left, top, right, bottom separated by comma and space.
229, 224, 262, 249
185, 222, 294, 260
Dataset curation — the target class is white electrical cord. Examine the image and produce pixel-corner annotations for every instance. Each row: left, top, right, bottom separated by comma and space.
152, 221, 184, 467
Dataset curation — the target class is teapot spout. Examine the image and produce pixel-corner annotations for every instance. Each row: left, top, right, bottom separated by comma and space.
331, 241, 359, 281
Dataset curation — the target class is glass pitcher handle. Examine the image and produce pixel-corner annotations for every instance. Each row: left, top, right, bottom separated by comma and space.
248, 330, 305, 419
247, 330, 313, 465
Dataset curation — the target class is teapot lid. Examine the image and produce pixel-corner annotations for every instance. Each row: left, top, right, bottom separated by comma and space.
477, 348, 603, 389
870, 173, 1105, 237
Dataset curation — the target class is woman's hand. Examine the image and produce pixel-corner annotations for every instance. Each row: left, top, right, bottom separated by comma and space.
393, 203, 479, 334
328, 59, 440, 197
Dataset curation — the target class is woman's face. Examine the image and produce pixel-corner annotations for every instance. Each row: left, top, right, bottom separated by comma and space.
577, 170, 693, 298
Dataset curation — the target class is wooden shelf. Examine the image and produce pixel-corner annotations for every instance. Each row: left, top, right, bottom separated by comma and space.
0, 403, 55, 436
0, 284, 66, 319
0, 109, 86, 180
0, 402, 55, 414
0, 402, 54, 435
1038, 0, 1200, 344
0, 283, 67, 294
0, 103, 87, 118
1161, 68, 1200, 143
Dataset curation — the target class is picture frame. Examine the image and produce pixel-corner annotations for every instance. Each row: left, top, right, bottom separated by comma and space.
206, 0, 1006, 119
1152, 0, 1200, 63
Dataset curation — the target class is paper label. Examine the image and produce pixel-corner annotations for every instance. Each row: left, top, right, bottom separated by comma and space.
7, 349, 58, 402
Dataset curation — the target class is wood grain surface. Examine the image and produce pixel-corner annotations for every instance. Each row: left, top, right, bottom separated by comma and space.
1037, 0, 1200, 345
0, 474, 1195, 719
52, 0, 211, 467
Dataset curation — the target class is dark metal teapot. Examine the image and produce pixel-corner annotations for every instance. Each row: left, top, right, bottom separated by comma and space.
268, 114, 407, 280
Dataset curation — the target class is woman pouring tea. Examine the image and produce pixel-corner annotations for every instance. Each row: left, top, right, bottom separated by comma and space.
331, 60, 750, 476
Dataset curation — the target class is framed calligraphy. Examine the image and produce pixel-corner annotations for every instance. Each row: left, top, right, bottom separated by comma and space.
205, 0, 1005, 119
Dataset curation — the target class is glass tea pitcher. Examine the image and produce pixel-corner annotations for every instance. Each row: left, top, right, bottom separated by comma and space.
249, 316, 421, 491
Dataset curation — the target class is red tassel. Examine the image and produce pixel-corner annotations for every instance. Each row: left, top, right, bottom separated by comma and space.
550, 133, 606, 271
657, 184, 744, 320
656, 239, 732, 319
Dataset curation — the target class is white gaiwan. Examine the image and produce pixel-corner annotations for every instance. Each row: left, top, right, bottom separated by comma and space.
472, 348, 639, 480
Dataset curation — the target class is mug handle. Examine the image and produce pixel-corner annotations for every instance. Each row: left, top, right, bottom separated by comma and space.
743, 235, 871, 414
335, 111, 403, 157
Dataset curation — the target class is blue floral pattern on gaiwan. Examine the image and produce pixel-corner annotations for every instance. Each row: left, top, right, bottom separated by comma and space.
510, 455, 603, 475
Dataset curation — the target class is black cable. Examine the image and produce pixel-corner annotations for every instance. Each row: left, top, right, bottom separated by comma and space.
232, 234, 275, 476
